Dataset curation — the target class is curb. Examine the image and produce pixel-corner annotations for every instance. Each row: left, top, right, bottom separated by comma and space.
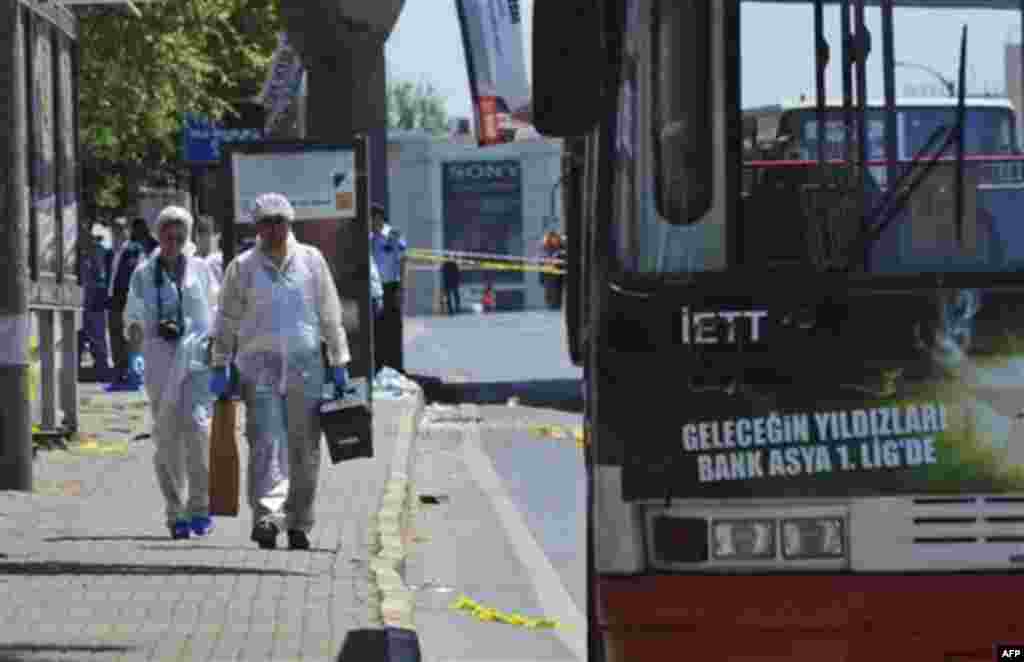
346, 384, 425, 661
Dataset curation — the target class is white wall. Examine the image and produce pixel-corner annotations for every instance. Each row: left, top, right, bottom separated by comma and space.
386, 130, 563, 316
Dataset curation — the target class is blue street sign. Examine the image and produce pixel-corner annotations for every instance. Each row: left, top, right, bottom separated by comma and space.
181, 113, 265, 165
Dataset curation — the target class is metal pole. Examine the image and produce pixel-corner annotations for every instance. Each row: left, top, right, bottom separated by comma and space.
0, 1, 34, 490
840, 0, 854, 163
854, 0, 869, 167
854, 0, 870, 267
881, 0, 898, 191
304, 39, 382, 381
814, 0, 827, 164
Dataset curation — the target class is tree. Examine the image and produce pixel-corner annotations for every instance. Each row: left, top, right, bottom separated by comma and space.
387, 76, 449, 135
75, 0, 282, 217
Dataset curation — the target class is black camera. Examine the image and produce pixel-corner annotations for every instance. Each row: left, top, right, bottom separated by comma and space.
157, 320, 182, 342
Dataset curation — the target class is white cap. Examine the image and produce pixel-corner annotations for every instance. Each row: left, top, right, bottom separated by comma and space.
155, 206, 194, 237
250, 192, 295, 223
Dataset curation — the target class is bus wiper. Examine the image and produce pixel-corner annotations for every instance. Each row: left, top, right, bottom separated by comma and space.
841, 27, 968, 272
839, 122, 957, 270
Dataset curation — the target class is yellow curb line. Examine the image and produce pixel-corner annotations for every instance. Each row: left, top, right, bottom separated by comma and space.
368, 398, 421, 631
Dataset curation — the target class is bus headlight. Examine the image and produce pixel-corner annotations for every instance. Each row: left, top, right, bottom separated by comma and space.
781, 518, 845, 559
711, 519, 775, 559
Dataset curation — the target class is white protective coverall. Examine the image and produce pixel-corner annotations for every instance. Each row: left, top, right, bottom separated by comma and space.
204, 244, 289, 514
211, 232, 350, 533
124, 221, 219, 528
206, 251, 224, 286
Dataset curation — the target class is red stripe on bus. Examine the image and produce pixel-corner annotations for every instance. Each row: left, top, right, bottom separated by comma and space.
744, 155, 1024, 168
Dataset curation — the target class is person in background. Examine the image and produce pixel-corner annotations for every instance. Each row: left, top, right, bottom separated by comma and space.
124, 206, 219, 540
206, 218, 258, 287
482, 281, 496, 313
194, 215, 215, 259
132, 217, 159, 256
78, 225, 111, 378
210, 193, 351, 551
107, 217, 148, 391
370, 203, 407, 374
441, 258, 461, 315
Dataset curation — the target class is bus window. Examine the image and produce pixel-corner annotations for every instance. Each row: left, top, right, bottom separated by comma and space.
612, 0, 719, 276
796, 112, 887, 162
652, 0, 712, 225
904, 108, 1017, 157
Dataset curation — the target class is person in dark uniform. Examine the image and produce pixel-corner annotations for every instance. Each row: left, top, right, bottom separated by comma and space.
78, 227, 111, 378
132, 216, 159, 256
370, 203, 407, 373
107, 218, 149, 389
441, 258, 461, 315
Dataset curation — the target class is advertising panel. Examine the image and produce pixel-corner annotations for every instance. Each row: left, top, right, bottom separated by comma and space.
442, 159, 524, 286
620, 288, 1024, 499
232, 149, 356, 222
454, 0, 530, 146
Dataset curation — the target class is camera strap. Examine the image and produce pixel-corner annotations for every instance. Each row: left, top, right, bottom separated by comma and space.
154, 255, 185, 331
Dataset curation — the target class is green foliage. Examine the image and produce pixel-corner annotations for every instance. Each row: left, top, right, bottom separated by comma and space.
76, 0, 281, 215
387, 76, 449, 134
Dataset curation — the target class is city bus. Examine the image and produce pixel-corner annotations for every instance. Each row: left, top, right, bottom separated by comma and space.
744, 96, 1024, 274
750, 97, 1020, 163
531, 1, 1024, 660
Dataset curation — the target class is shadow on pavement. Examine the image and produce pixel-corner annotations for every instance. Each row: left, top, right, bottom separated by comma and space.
409, 374, 583, 413
44, 535, 168, 543
0, 561, 310, 576
138, 544, 336, 554
0, 643, 135, 662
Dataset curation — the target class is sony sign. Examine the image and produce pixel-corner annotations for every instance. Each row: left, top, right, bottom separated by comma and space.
680, 307, 768, 345
447, 162, 520, 181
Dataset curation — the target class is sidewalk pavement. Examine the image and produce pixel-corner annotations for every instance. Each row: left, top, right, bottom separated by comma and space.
402, 403, 585, 662
1, 379, 424, 662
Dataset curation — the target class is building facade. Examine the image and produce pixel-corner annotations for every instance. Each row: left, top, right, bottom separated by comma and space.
386, 130, 563, 316
1007, 42, 1023, 147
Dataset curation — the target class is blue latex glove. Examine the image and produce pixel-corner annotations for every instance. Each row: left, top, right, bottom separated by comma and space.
332, 366, 350, 398
127, 352, 145, 382
210, 366, 230, 398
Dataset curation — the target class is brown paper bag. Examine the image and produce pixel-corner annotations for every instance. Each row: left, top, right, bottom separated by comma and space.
209, 399, 240, 517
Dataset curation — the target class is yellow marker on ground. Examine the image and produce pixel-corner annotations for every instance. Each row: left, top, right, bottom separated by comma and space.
450, 595, 563, 629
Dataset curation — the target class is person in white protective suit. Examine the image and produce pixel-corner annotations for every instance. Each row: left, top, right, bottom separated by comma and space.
210, 192, 352, 551
124, 206, 219, 540
205, 216, 290, 515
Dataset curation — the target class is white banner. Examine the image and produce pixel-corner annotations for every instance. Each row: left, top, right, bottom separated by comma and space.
259, 32, 306, 131
232, 149, 357, 223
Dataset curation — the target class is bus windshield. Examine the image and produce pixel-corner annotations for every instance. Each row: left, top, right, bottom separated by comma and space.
610, 3, 1024, 281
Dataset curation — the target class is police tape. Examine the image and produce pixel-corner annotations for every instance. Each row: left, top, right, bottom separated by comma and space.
407, 248, 566, 275
530, 424, 586, 449
450, 594, 566, 629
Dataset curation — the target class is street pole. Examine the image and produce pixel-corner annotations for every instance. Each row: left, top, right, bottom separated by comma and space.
0, 2, 34, 491
279, 1, 403, 379
303, 41, 385, 381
